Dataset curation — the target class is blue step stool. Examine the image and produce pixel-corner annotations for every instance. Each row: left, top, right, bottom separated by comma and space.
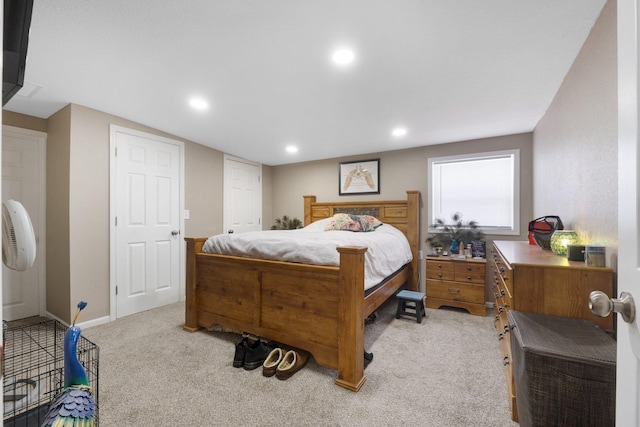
395, 290, 426, 323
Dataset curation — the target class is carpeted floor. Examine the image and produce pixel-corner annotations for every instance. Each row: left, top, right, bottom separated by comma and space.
82, 299, 518, 426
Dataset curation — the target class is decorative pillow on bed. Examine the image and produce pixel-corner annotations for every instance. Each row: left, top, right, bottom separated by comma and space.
357, 215, 383, 231
325, 213, 383, 232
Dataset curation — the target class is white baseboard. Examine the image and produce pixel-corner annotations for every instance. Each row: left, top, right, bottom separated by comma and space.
45, 311, 111, 329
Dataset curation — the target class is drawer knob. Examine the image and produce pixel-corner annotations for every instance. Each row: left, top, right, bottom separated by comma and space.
467, 276, 472, 280
503, 356, 510, 366
448, 288, 461, 294
467, 266, 472, 271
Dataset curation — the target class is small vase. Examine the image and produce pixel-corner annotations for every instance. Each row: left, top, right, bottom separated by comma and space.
450, 239, 459, 254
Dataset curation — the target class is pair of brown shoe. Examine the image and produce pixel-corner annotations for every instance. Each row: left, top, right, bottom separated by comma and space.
262, 348, 308, 380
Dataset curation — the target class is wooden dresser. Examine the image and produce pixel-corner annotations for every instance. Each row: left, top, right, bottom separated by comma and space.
491, 240, 615, 421
425, 255, 487, 316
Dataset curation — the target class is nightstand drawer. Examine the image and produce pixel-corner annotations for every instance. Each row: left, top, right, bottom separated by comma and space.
426, 260, 455, 280
453, 263, 485, 283
426, 279, 484, 304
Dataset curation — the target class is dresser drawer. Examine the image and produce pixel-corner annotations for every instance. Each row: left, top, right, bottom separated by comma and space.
426, 260, 455, 280
426, 279, 484, 304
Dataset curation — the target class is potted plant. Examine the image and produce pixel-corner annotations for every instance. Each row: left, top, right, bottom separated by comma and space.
271, 215, 303, 230
426, 212, 485, 254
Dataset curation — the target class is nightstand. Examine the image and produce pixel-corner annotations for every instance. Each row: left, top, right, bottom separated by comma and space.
425, 255, 487, 316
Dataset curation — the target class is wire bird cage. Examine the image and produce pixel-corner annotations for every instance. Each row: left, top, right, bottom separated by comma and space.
3, 319, 99, 426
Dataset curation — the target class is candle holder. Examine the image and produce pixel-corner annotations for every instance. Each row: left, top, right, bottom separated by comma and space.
550, 230, 579, 256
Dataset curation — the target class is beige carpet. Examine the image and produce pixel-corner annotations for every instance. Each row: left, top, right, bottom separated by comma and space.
83, 299, 518, 426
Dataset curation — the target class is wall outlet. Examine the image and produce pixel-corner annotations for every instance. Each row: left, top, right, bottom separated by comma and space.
184, 209, 190, 220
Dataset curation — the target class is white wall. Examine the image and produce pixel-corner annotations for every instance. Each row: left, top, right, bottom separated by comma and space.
533, 0, 617, 264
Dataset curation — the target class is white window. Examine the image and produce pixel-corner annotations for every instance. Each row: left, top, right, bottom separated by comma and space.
428, 149, 520, 235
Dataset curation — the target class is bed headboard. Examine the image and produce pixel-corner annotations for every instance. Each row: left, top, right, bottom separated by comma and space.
303, 191, 420, 289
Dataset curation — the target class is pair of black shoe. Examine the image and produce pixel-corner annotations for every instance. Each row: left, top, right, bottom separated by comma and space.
233, 337, 273, 370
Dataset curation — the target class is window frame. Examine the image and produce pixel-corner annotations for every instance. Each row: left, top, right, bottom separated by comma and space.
427, 149, 520, 236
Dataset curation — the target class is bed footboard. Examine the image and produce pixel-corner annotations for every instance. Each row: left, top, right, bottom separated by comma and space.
184, 238, 368, 391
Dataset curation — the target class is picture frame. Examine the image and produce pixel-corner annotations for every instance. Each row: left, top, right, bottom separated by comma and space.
339, 158, 380, 195
471, 240, 486, 259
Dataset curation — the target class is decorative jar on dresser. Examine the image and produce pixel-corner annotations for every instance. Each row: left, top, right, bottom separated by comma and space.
425, 255, 487, 316
491, 240, 614, 422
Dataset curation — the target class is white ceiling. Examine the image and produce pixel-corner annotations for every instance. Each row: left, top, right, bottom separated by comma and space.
5, 0, 606, 166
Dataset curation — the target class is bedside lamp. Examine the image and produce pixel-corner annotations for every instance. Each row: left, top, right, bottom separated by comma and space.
550, 230, 579, 256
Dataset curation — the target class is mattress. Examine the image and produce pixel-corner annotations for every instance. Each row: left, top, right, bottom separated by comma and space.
202, 218, 413, 290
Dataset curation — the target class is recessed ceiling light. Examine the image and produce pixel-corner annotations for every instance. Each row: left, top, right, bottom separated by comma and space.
189, 97, 209, 111
286, 145, 298, 153
392, 127, 407, 137
332, 49, 355, 65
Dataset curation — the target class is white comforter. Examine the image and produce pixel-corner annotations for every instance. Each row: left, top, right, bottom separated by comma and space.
202, 218, 413, 290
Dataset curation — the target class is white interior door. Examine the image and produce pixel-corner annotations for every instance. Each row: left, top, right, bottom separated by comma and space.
111, 126, 183, 319
616, 0, 640, 424
223, 155, 262, 234
1, 125, 45, 321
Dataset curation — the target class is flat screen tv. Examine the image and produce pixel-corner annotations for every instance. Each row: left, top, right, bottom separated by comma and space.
3, 0, 34, 106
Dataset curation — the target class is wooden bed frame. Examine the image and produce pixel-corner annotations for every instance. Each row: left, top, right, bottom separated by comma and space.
184, 190, 420, 391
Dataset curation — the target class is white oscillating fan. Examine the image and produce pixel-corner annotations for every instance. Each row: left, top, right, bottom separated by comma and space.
2, 199, 36, 271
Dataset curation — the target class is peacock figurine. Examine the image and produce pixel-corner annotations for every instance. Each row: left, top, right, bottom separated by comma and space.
41, 301, 95, 427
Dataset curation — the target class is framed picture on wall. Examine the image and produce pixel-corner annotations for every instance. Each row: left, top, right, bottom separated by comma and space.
339, 159, 380, 195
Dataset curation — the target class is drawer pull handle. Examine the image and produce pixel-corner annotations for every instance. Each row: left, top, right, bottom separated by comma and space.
467, 266, 472, 271
503, 356, 510, 366
498, 307, 504, 313
438, 273, 442, 278
498, 333, 504, 341
437, 264, 442, 268
448, 288, 461, 294
467, 276, 472, 280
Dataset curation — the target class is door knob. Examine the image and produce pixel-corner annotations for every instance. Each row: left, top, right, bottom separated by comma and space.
171, 230, 180, 236
589, 290, 636, 323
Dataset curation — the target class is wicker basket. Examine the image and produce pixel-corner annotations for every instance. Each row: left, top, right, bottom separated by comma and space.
508, 311, 615, 427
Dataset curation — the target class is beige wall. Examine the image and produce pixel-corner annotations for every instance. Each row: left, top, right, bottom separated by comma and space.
533, 0, 617, 267
45, 106, 72, 319
184, 142, 224, 237
3, 110, 47, 132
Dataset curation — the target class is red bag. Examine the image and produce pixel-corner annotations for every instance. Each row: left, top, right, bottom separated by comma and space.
528, 216, 564, 248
